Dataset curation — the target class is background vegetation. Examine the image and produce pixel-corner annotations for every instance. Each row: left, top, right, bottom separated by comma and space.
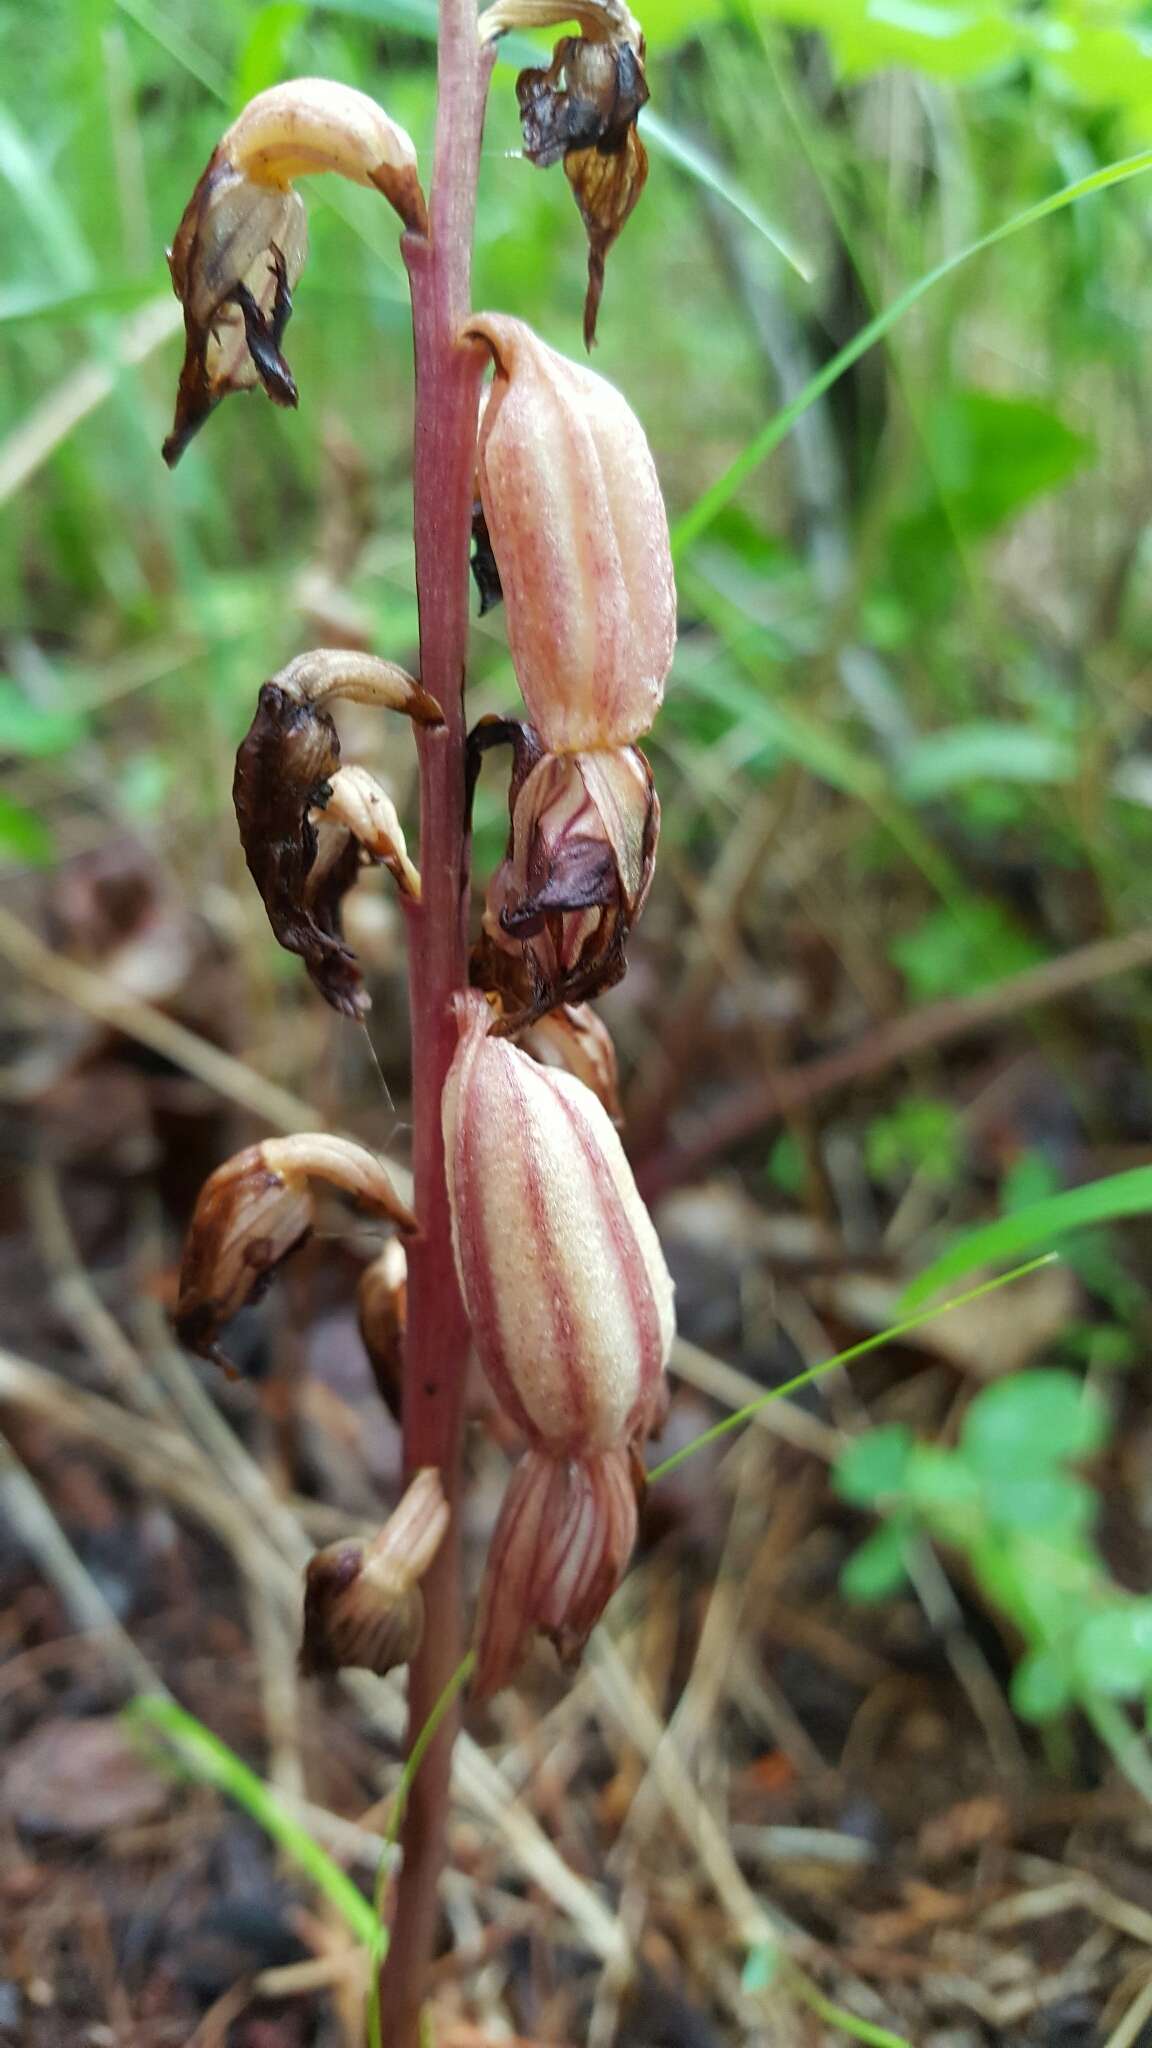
10, 1, 1152, 2043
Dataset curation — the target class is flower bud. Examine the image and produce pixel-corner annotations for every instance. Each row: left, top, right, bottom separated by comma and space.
474, 1446, 636, 1696
300, 1469, 448, 1677
163, 79, 426, 463
176, 1133, 414, 1363
442, 991, 673, 1454
519, 1003, 621, 1123
464, 314, 676, 753
233, 651, 440, 1016
475, 720, 658, 1018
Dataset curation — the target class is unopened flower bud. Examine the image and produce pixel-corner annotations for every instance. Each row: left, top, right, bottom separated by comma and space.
443, 991, 673, 1454
163, 79, 426, 463
301, 1469, 448, 1677
474, 1446, 636, 1695
233, 650, 440, 1016
474, 719, 658, 1018
519, 1003, 621, 1123
176, 1133, 414, 1363
464, 314, 675, 753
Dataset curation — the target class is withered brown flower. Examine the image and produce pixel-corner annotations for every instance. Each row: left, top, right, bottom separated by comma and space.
232, 650, 441, 1017
469, 716, 659, 1024
162, 79, 427, 464
175, 1132, 415, 1364
480, 0, 649, 346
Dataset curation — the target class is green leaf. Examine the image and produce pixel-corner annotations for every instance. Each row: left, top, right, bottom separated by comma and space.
1012, 1647, 1073, 1724
834, 1425, 915, 1505
960, 1372, 1109, 1478
985, 1472, 1097, 1537
897, 723, 1075, 803
890, 900, 1047, 1003
904, 1165, 1152, 1304
841, 1521, 912, 1603
232, 2, 306, 109
925, 391, 1093, 537
0, 796, 53, 866
905, 1447, 984, 1539
0, 683, 88, 759
1074, 1603, 1152, 1700
741, 1941, 782, 1994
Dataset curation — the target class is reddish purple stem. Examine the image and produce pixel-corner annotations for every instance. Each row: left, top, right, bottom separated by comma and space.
377, 10, 494, 2041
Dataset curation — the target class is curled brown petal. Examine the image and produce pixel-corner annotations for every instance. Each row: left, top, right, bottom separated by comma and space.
163, 81, 427, 463
175, 1133, 414, 1363
233, 651, 439, 1016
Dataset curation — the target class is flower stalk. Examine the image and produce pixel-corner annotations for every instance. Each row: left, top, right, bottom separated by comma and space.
376, 9, 495, 2040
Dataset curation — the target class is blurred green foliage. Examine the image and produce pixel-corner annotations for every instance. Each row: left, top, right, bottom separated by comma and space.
6, 0, 1152, 1290
836, 1370, 1152, 1785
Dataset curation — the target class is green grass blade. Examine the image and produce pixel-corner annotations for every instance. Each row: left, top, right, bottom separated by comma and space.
671, 145, 1152, 558
647, 1256, 1058, 1483
903, 1167, 1152, 1307
126, 1695, 378, 1947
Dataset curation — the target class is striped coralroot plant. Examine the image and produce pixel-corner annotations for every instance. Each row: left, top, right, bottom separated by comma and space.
161, 6, 672, 2037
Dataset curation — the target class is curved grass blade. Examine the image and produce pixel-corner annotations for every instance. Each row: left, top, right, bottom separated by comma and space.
672, 145, 1152, 557
903, 1167, 1152, 1307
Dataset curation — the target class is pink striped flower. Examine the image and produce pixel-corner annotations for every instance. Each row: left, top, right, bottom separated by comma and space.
442, 990, 674, 1690
464, 313, 676, 753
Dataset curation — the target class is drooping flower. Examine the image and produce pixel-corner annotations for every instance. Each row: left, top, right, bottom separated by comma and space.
232, 649, 441, 1016
442, 991, 673, 1690
464, 314, 676, 754
479, 0, 649, 346
163, 79, 427, 463
175, 1132, 414, 1363
301, 1469, 449, 1677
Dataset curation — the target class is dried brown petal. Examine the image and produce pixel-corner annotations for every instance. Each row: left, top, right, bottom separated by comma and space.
301, 1469, 448, 1677
470, 718, 659, 1023
163, 81, 426, 463
176, 1133, 414, 1363
473, 1446, 638, 1695
233, 651, 439, 1016
566, 123, 648, 350
488, 8, 649, 348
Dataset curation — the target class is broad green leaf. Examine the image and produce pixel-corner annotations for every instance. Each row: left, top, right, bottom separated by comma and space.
904, 1165, 1152, 1303
984, 1472, 1097, 1537
906, 1446, 984, 1536
840, 1521, 913, 1602
0, 683, 87, 758
1011, 1647, 1073, 1723
834, 1424, 915, 1505
1074, 1603, 1152, 1699
890, 900, 1047, 1003
233, 2, 306, 108
0, 796, 53, 866
926, 391, 1093, 538
960, 1371, 1109, 1478
898, 723, 1075, 802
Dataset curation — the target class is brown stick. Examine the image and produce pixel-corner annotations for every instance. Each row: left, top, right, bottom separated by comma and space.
378, 14, 494, 2043
636, 925, 1152, 1202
